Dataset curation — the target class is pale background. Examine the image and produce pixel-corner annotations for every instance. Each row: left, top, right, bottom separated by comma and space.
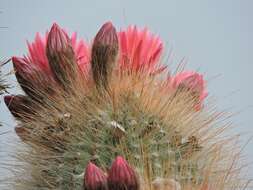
0, 0, 252, 182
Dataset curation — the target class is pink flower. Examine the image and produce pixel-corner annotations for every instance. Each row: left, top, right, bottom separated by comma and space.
26, 33, 51, 73
84, 162, 108, 190
170, 71, 208, 110
118, 26, 164, 73
108, 156, 139, 190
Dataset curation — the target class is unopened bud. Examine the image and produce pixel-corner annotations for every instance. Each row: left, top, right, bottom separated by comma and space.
84, 162, 108, 190
46, 23, 77, 89
12, 57, 37, 98
4, 95, 34, 120
108, 156, 139, 190
91, 22, 118, 89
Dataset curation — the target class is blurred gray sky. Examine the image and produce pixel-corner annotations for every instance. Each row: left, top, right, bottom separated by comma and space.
0, 0, 253, 180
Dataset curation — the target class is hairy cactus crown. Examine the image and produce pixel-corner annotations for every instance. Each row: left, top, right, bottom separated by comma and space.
2, 22, 249, 190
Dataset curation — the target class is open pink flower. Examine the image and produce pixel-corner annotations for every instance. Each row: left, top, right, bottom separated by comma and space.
118, 26, 164, 73
170, 71, 208, 110
71, 32, 90, 73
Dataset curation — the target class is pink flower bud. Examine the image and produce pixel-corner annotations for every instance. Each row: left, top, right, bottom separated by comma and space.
12, 56, 56, 100
91, 21, 119, 89
46, 23, 77, 88
108, 156, 139, 190
170, 71, 208, 110
84, 162, 108, 190
93, 22, 118, 48
47, 23, 69, 52
12, 56, 36, 97
4, 95, 34, 120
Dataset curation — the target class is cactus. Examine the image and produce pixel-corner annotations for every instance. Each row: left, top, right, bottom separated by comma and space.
3, 22, 250, 190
